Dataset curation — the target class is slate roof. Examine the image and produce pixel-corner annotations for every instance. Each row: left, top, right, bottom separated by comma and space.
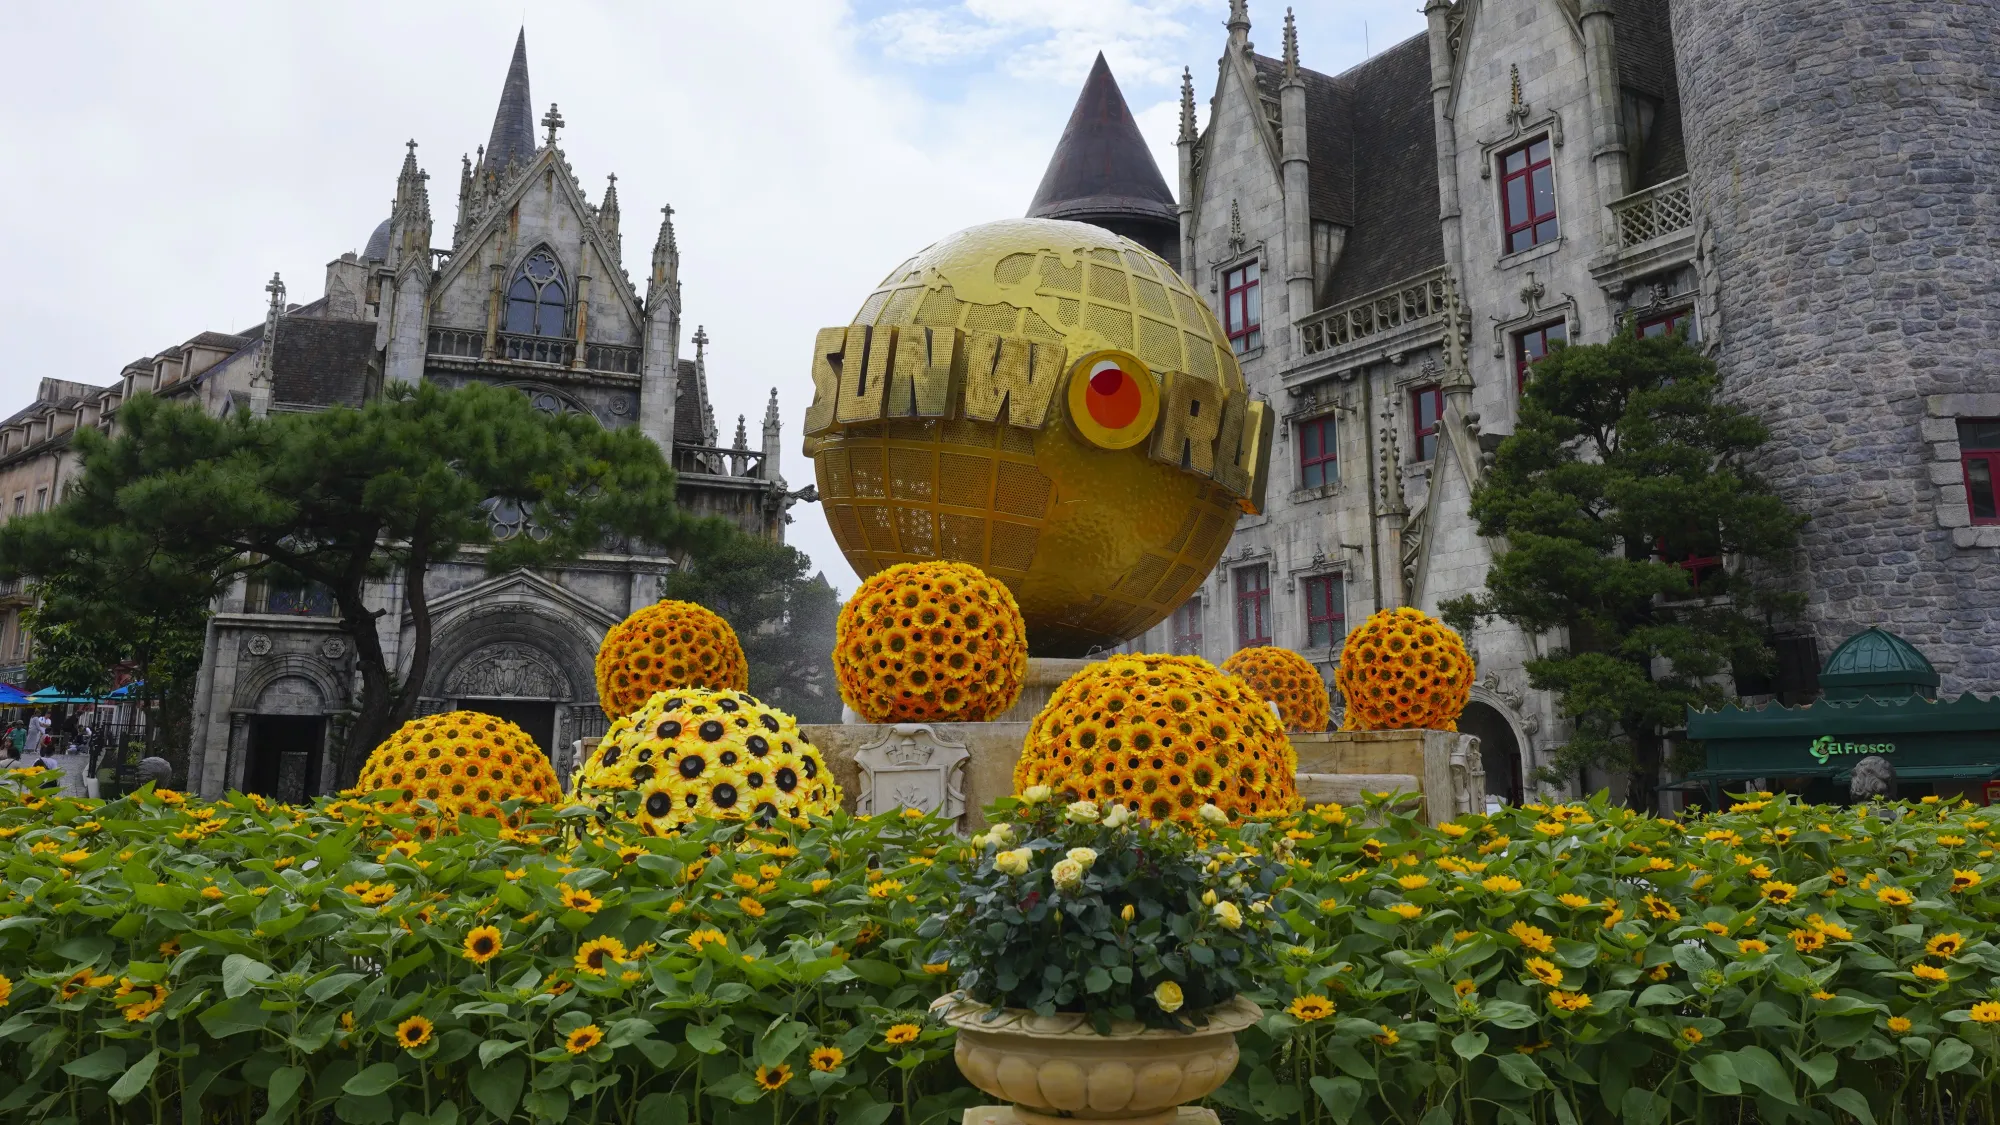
363, 217, 392, 261
1246, 33, 1444, 305
673, 358, 711, 447
271, 317, 376, 408
1028, 53, 1178, 228
483, 30, 536, 174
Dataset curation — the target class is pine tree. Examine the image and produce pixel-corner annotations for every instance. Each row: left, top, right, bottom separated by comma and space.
0, 381, 727, 784
1440, 329, 1805, 811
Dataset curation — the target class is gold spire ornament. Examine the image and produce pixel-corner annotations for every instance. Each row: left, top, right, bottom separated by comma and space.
803, 219, 1273, 656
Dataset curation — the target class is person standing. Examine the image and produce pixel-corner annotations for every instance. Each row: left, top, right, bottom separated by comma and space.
27, 712, 50, 755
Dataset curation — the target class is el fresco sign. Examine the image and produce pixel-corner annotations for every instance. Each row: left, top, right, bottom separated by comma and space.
1809, 735, 1897, 764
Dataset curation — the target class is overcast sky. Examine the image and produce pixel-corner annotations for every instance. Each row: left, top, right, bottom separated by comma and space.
5, 0, 1427, 594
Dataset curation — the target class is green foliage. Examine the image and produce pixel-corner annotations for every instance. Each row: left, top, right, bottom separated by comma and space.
924, 795, 1279, 1031
1, 383, 729, 781
663, 536, 841, 723
1439, 329, 1806, 807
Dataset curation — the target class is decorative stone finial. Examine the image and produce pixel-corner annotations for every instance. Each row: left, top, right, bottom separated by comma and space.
541, 102, 565, 146
1282, 8, 1299, 78
1178, 67, 1197, 143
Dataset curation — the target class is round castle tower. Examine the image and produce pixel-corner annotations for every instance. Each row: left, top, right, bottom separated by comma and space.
1670, 0, 2000, 693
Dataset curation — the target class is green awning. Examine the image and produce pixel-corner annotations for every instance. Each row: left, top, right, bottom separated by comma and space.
1831, 763, 2000, 783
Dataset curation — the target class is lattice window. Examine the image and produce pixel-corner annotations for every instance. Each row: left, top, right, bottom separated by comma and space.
1500, 138, 1559, 254
504, 250, 568, 337
1234, 565, 1270, 648
1298, 415, 1337, 489
1303, 575, 1345, 649
1224, 263, 1261, 354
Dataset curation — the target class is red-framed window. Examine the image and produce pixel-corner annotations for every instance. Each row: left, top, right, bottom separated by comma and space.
1656, 533, 1723, 595
1963, 419, 2000, 525
1411, 385, 1443, 461
1234, 565, 1271, 648
1223, 263, 1262, 354
1515, 321, 1568, 390
1500, 137, 1559, 254
1637, 310, 1690, 340
1298, 415, 1337, 489
1303, 575, 1345, 649
1171, 597, 1203, 655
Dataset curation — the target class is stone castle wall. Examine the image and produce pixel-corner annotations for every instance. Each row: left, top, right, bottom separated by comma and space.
1670, 0, 2000, 692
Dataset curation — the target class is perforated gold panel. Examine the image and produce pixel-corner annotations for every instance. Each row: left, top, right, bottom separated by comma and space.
809, 218, 1255, 655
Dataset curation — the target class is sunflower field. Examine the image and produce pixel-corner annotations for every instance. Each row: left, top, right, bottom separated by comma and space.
1, 764, 1998, 1125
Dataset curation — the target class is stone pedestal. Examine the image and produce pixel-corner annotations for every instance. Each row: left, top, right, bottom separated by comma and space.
963, 1108, 1219, 1125
1291, 729, 1486, 826
802, 721, 1030, 832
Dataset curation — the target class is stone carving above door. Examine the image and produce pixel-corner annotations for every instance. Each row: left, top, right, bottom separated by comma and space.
851, 724, 969, 828
444, 643, 568, 700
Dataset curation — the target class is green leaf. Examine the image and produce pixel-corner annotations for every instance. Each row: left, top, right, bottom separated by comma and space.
478, 1039, 523, 1067
1928, 1036, 1974, 1078
1619, 1087, 1667, 1125
846, 959, 901, 987
221, 953, 274, 999
258, 1066, 308, 1125
1309, 1075, 1363, 1120
1729, 1046, 1796, 1104
1451, 1031, 1489, 1059
1085, 966, 1112, 993
469, 1059, 525, 1121
635, 1093, 688, 1125
1689, 1054, 1740, 1095
1634, 984, 1683, 1007
344, 1062, 403, 1097
1554, 938, 1599, 968
757, 1021, 814, 1069
1247, 1065, 1305, 1121
334, 1092, 394, 1125
839, 1101, 896, 1125
1496, 1053, 1548, 1090
63, 1046, 128, 1081
197, 994, 269, 1038
106, 1048, 159, 1105
1551, 1093, 1580, 1125
1825, 1088, 1877, 1125
1781, 1048, 1836, 1088
388, 947, 435, 979
1749, 1001, 1797, 1030
686, 1024, 725, 1054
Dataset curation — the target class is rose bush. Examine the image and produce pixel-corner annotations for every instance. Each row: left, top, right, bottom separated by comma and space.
2, 761, 1998, 1125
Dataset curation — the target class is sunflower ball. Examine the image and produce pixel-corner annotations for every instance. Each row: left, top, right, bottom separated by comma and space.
594, 600, 748, 720
1335, 607, 1475, 732
1222, 645, 1331, 733
833, 561, 1029, 723
355, 711, 560, 822
571, 688, 841, 832
1015, 653, 1299, 824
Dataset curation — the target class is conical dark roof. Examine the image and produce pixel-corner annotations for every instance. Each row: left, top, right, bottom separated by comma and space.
1028, 54, 1177, 227
484, 29, 535, 173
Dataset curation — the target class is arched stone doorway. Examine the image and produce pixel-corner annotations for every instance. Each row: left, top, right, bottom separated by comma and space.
418, 595, 606, 780
1459, 701, 1524, 807
444, 642, 570, 757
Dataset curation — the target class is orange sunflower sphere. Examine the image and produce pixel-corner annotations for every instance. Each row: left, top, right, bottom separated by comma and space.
1015, 654, 1299, 824
1221, 645, 1331, 733
355, 711, 560, 825
1335, 607, 1474, 731
572, 688, 841, 832
594, 600, 748, 720
833, 561, 1029, 723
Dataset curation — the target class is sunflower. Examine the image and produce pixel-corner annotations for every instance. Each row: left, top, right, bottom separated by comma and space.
883, 1023, 921, 1046
462, 926, 502, 964
1789, 929, 1825, 953
560, 885, 602, 914
1557, 893, 1592, 909
1337, 607, 1474, 731
1483, 875, 1524, 894
595, 600, 748, 719
1888, 1016, 1913, 1034
834, 562, 1028, 723
1525, 957, 1564, 987
1950, 869, 1982, 893
1912, 963, 1949, 984
575, 936, 629, 976
1927, 933, 1965, 959
396, 1016, 434, 1051
1737, 939, 1770, 955
1877, 887, 1914, 907
687, 928, 727, 953
1286, 995, 1335, 1021
1453, 979, 1478, 998
810, 1046, 845, 1073
755, 1064, 793, 1091
1222, 646, 1332, 732
565, 1024, 605, 1055
1642, 894, 1680, 921
1388, 903, 1423, 921
1760, 880, 1797, 904
0, 974, 11, 1009
1548, 991, 1592, 1013
1507, 921, 1555, 954
1969, 1003, 2000, 1024
355, 712, 559, 824
1373, 1026, 1400, 1047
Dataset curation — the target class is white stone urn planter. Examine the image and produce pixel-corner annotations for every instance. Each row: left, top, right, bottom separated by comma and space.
933, 991, 1261, 1125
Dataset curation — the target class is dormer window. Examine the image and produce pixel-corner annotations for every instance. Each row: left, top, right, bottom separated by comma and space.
504, 250, 568, 337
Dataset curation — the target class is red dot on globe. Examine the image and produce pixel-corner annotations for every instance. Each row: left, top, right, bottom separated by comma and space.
1086, 365, 1142, 429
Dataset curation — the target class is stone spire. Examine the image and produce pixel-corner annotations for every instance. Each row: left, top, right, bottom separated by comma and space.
599, 174, 621, 263
648, 204, 679, 307
761, 388, 783, 484
454, 153, 474, 245
483, 29, 535, 174
250, 272, 284, 416
1027, 53, 1180, 267
1282, 7, 1299, 80
733, 414, 748, 450
763, 387, 781, 433
1227, 0, 1251, 50
390, 140, 432, 271
1178, 67, 1197, 144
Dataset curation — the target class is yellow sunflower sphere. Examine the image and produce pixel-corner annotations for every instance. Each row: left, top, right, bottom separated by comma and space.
833, 561, 1029, 723
355, 711, 560, 822
1015, 653, 1299, 824
1222, 645, 1331, 733
572, 688, 841, 832
1336, 607, 1474, 731
594, 600, 748, 720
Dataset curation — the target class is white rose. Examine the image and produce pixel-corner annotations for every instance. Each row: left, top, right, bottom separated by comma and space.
1198, 804, 1228, 826
1021, 786, 1052, 804
1066, 847, 1098, 869
994, 848, 1032, 876
1213, 900, 1244, 930
1102, 804, 1133, 829
1066, 801, 1101, 824
1051, 858, 1084, 891
986, 823, 1014, 847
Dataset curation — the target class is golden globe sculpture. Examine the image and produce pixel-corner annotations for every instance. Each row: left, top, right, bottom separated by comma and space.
803, 218, 1273, 656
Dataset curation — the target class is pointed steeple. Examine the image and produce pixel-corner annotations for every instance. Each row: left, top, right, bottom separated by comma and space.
763, 387, 781, 433
1227, 0, 1252, 49
484, 29, 536, 174
1027, 53, 1179, 266
733, 414, 748, 451
390, 140, 432, 271
1179, 67, 1198, 144
599, 173, 622, 263
648, 204, 679, 307
1282, 8, 1299, 81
